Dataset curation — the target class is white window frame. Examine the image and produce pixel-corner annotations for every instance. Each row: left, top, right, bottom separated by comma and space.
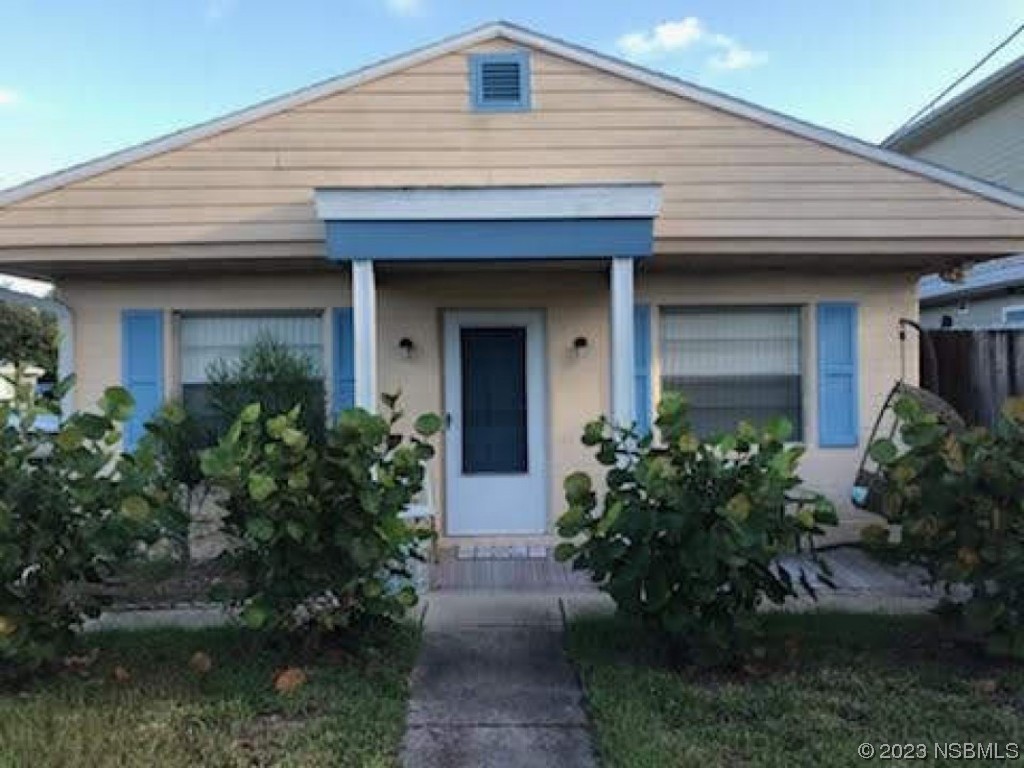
656, 304, 807, 440
173, 309, 328, 400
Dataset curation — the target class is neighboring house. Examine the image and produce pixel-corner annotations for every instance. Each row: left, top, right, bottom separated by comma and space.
884, 55, 1024, 329
2, 21, 1024, 543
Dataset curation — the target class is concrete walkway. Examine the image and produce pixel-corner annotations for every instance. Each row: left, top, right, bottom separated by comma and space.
401, 592, 609, 768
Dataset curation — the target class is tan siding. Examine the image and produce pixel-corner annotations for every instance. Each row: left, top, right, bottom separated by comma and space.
189, 127, 803, 150
14, 182, 970, 210
2, 42, 1023, 251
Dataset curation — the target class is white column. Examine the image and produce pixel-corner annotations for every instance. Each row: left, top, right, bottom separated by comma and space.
352, 259, 378, 412
610, 256, 635, 426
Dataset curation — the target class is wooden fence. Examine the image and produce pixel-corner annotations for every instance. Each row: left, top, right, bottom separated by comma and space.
922, 329, 1024, 426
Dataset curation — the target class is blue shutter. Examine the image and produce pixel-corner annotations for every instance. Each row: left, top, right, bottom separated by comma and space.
332, 308, 355, 415
634, 304, 652, 434
121, 310, 164, 450
817, 303, 859, 447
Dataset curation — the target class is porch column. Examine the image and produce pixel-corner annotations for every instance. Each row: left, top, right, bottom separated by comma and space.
610, 256, 635, 426
352, 259, 377, 412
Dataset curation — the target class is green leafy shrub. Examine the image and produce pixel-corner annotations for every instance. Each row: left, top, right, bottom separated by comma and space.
202, 333, 326, 445
139, 401, 210, 560
0, 372, 172, 678
200, 394, 441, 641
555, 394, 837, 665
863, 396, 1024, 657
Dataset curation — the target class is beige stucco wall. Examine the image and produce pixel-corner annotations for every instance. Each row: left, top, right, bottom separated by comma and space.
57, 265, 917, 542
60, 271, 350, 409
640, 269, 919, 520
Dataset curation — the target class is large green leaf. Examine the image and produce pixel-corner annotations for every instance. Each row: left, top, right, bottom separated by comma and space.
245, 517, 275, 543
553, 542, 577, 562
239, 403, 261, 424
414, 413, 443, 437
723, 494, 752, 524
248, 473, 278, 502
563, 472, 593, 504
119, 495, 151, 522
99, 386, 135, 422
868, 438, 899, 465
241, 601, 271, 630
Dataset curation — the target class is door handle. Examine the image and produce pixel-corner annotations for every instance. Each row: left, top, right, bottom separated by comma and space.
444, 412, 453, 429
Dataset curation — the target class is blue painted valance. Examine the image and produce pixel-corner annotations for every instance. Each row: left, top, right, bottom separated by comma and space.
323, 218, 654, 262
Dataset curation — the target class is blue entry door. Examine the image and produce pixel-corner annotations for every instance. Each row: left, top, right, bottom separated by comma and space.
444, 311, 547, 535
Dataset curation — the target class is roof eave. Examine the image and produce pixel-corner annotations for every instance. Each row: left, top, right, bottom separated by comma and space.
883, 55, 1024, 153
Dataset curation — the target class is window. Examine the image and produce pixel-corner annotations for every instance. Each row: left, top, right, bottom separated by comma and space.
469, 52, 531, 112
659, 306, 803, 437
179, 312, 324, 433
1004, 306, 1024, 327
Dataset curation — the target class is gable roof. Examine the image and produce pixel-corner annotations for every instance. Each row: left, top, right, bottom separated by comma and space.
3, 20, 1024, 212
883, 54, 1024, 154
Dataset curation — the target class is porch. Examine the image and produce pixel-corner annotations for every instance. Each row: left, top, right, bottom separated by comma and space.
319, 184, 661, 542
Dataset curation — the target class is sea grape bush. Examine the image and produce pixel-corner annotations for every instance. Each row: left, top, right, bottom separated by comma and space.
200, 394, 441, 642
556, 394, 837, 664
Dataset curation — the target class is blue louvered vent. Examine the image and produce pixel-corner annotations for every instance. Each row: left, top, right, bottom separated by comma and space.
470, 52, 530, 112
481, 61, 521, 101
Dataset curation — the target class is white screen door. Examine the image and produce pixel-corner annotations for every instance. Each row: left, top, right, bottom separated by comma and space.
444, 311, 547, 535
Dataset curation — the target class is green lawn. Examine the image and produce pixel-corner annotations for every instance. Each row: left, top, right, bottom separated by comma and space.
0, 624, 418, 768
567, 612, 1024, 768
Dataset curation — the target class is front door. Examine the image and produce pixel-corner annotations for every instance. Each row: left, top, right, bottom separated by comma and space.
444, 311, 547, 535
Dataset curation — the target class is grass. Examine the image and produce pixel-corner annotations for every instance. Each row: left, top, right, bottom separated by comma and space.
0, 624, 419, 768
567, 612, 1024, 768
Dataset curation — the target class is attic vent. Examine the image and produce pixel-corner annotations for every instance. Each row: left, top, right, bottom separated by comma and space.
470, 52, 531, 112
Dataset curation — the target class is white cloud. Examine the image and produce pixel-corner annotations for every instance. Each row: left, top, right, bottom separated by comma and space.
385, 0, 423, 17
0, 88, 20, 107
708, 34, 767, 71
616, 17, 766, 71
616, 17, 704, 58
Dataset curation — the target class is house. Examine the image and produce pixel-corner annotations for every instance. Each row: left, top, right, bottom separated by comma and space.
2, 21, 1024, 544
884, 55, 1024, 329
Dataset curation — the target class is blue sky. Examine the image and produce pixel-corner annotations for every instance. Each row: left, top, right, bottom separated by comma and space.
0, 0, 1022, 192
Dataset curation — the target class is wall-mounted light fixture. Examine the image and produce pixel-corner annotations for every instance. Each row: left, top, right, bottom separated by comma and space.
573, 336, 589, 359
398, 337, 415, 359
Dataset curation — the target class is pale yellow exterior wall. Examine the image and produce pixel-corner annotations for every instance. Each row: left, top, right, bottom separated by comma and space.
640, 269, 918, 516
60, 271, 349, 409
3, 40, 1024, 253
57, 266, 917, 542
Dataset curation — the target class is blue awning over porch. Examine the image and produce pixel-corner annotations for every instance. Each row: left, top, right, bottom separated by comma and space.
313, 184, 661, 262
